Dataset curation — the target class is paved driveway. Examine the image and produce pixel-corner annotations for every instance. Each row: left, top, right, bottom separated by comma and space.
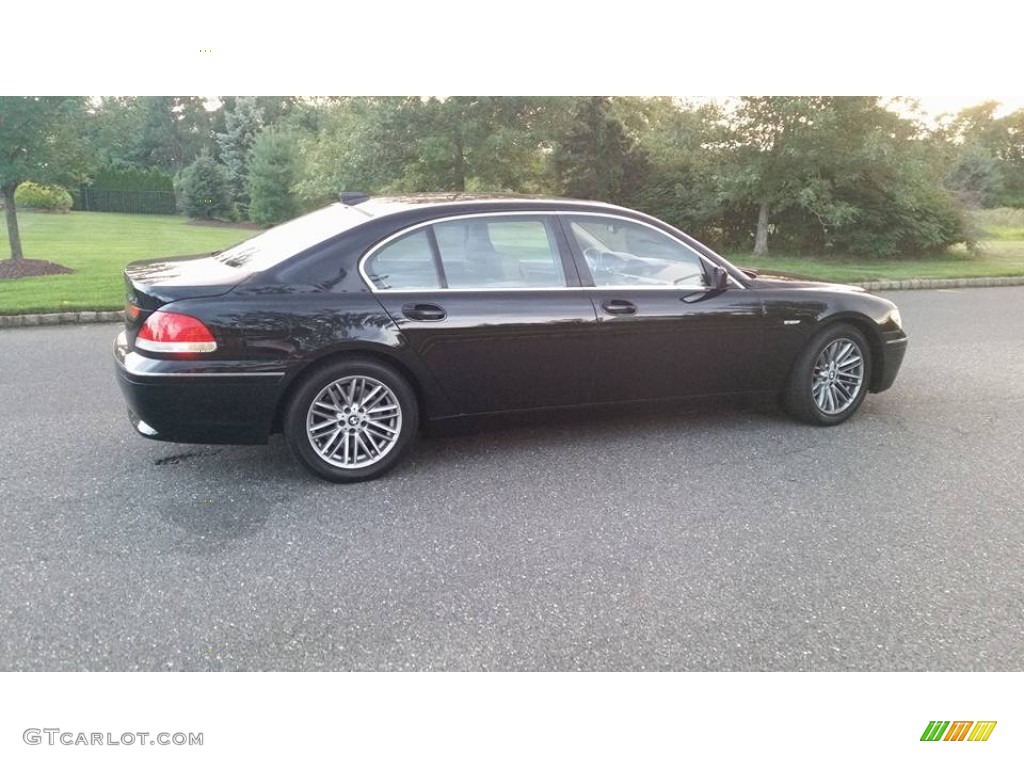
0, 287, 1021, 670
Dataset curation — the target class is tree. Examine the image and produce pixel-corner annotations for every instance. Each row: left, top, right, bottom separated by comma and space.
83, 96, 148, 169
718, 96, 967, 257
553, 97, 647, 205
294, 97, 576, 204
176, 153, 233, 220
216, 97, 265, 216
945, 143, 1004, 208
135, 97, 215, 171
0, 96, 91, 260
390, 96, 562, 193
248, 128, 302, 225
941, 102, 1024, 207
723, 97, 850, 255
294, 97, 422, 206
629, 98, 729, 242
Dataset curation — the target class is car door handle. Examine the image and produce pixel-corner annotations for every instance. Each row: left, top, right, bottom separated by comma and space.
600, 299, 637, 316
402, 303, 447, 322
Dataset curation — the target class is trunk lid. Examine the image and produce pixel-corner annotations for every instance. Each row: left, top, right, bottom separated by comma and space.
123, 252, 249, 342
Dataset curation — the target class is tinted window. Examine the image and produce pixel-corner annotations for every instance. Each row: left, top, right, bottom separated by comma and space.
433, 216, 565, 289
568, 216, 707, 288
363, 230, 441, 290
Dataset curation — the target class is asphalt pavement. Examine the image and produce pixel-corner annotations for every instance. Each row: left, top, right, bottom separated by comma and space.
0, 287, 1021, 670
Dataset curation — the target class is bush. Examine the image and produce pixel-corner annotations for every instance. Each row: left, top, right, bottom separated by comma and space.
91, 164, 174, 193
14, 182, 73, 212
175, 155, 233, 220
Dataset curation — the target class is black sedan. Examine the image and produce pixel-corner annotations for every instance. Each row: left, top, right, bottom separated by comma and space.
114, 195, 908, 482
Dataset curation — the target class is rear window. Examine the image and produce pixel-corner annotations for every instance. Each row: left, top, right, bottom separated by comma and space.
213, 203, 372, 271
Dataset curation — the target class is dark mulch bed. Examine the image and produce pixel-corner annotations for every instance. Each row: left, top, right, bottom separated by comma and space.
0, 258, 75, 280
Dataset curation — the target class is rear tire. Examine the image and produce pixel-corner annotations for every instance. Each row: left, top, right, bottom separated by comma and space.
284, 359, 418, 482
783, 323, 871, 426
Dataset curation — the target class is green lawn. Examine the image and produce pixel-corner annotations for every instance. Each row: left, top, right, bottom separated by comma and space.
728, 208, 1024, 283
0, 211, 255, 314
732, 239, 1024, 283
1, 208, 1023, 315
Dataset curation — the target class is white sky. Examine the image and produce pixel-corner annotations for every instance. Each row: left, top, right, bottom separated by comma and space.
6, 3, 1021, 116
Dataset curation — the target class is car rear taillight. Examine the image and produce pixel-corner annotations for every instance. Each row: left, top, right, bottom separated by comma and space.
125, 301, 141, 320
135, 311, 218, 354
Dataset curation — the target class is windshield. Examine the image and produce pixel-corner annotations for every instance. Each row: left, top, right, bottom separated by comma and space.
213, 203, 373, 271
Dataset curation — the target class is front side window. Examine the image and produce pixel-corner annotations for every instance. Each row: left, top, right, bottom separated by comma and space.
567, 216, 708, 288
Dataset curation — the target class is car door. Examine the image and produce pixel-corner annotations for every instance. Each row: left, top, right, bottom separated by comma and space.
560, 213, 767, 403
363, 213, 597, 415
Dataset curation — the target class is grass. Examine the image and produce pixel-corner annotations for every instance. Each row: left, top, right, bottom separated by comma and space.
732, 241, 1024, 283
1, 208, 1023, 315
729, 208, 1024, 283
0, 211, 255, 314
968, 206, 1024, 241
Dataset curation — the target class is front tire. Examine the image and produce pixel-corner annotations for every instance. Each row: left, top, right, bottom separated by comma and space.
783, 323, 871, 426
284, 359, 419, 482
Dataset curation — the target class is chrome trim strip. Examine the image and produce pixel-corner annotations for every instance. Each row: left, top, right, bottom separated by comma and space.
135, 338, 218, 354
350, 285, 730, 294
116, 356, 284, 379
127, 371, 286, 378
357, 209, 747, 294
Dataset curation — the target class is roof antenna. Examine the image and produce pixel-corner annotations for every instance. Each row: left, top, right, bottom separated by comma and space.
339, 192, 371, 206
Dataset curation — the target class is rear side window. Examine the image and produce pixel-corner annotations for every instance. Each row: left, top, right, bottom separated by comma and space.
433, 217, 565, 289
364, 215, 568, 291
363, 230, 441, 290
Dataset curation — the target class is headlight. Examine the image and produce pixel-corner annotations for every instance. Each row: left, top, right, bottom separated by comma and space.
889, 308, 903, 329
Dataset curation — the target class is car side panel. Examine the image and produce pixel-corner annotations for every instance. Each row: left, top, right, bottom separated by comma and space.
371, 289, 598, 415
581, 287, 769, 400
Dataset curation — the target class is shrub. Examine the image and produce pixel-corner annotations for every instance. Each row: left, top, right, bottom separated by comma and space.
91, 164, 174, 193
14, 182, 73, 212
175, 155, 233, 220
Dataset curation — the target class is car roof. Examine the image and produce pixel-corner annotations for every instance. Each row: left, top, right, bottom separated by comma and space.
352, 193, 638, 218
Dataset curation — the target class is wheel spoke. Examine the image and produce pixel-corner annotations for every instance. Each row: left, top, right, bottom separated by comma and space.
833, 341, 852, 365
327, 385, 345, 409
312, 402, 341, 418
366, 418, 398, 434
362, 434, 382, 456
320, 427, 344, 457
360, 385, 384, 408
309, 420, 336, 435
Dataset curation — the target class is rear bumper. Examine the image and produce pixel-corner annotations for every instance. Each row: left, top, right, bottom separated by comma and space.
113, 331, 286, 445
872, 332, 908, 393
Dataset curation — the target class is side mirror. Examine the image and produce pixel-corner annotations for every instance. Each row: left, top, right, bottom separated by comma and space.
708, 265, 729, 290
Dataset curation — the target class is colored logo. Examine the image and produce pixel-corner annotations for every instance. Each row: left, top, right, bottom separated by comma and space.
921, 721, 997, 742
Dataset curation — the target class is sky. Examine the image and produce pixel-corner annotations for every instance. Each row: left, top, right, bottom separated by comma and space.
6, 3, 1020, 119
